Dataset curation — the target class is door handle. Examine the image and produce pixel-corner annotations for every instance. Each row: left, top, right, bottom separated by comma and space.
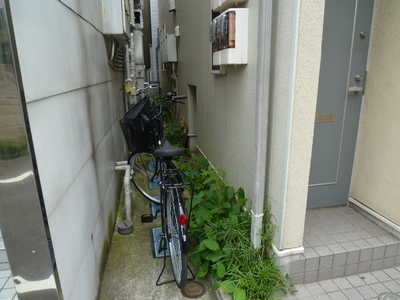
349, 86, 363, 93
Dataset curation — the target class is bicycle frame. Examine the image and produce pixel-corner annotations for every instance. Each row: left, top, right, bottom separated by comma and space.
155, 157, 194, 288
124, 90, 193, 288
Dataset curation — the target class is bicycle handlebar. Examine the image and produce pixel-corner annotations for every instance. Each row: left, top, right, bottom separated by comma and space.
142, 93, 187, 123
172, 95, 187, 100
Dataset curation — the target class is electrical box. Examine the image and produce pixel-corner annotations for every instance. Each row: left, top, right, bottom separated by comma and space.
210, 8, 248, 66
102, 0, 129, 44
212, 0, 249, 13
161, 34, 177, 63
169, 0, 176, 11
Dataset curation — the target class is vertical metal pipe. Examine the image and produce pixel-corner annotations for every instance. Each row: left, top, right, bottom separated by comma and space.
251, 0, 273, 248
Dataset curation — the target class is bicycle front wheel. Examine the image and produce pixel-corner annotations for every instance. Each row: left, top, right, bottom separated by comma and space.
129, 152, 161, 204
166, 188, 188, 289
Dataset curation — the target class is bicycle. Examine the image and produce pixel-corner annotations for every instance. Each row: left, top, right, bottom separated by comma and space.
120, 89, 194, 289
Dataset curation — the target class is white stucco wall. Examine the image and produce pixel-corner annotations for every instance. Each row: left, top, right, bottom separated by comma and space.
9, 1, 125, 299
283, 1, 324, 249
267, 0, 324, 249
351, 0, 400, 226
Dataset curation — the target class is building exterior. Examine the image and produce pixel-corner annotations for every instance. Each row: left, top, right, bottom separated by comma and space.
1, 0, 400, 299
0, 0, 130, 299
156, 0, 400, 279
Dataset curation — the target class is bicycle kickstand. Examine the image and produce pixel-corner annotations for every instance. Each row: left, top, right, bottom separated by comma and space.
156, 235, 175, 286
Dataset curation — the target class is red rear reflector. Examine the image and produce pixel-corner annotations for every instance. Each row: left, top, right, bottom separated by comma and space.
179, 214, 188, 226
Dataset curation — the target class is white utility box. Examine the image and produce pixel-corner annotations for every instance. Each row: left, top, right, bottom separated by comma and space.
211, 8, 249, 66
169, 0, 176, 11
161, 34, 177, 63
102, 0, 129, 44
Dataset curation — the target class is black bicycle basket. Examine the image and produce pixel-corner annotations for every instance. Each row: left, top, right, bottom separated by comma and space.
120, 95, 157, 154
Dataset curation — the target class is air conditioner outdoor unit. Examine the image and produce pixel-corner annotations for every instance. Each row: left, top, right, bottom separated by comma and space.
102, 0, 129, 44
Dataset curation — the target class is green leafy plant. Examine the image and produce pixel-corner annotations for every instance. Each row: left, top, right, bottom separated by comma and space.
150, 92, 187, 148
163, 117, 186, 148
178, 156, 227, 193
184, 157, 292, 300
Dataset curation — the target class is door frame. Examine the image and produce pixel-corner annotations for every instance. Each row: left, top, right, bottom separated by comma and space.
307, 0, 375, 209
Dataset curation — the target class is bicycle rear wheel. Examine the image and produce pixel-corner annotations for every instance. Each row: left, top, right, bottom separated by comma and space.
166, 188, 188, 289
129, 152, 161, 204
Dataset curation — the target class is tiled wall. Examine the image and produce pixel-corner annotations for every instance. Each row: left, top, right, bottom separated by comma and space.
0, 231, 17, 300
8, 1, 125, 299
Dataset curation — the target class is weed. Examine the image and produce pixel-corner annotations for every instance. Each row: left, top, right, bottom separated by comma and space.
183, 156, 292, 300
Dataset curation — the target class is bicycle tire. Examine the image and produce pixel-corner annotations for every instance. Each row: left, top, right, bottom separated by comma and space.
129, 152, 161, 204
166, 188, 188, 289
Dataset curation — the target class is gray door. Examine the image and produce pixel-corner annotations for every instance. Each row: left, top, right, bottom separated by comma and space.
307, 0, 374, 209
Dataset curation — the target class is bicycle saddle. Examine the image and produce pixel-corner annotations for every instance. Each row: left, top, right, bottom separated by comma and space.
153, 141, 185, 158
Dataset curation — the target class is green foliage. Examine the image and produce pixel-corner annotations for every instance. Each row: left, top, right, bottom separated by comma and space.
150, 92, 186, 148
178, 155, 227, 194
163, 117, 185, 148
185, 157, 292, 300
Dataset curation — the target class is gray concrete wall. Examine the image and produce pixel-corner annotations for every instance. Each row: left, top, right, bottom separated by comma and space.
157, 0, 324, 253
158, 0, 258, 202
9, 0, 125, 298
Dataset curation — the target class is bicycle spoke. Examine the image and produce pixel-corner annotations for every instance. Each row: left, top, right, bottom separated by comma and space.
166, 189, 188, 288
130, 152, 161, 203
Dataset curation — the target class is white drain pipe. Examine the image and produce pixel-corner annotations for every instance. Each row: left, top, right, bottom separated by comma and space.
251, 0, 273, 248
115, 161, 132, 221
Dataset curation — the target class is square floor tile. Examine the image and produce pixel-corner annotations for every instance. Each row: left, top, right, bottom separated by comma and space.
332, 277, 352, 290
370, 282, 390, 294
319, 280, 339, 293
384, 268, 400, 280
304, 282, 325, 295
382, 280, 400, 293
342, 288, 364, 300
359, 272, 379, 284
356, 285, 378, 299
372, 270, 392, 282
346, 275, 365, 287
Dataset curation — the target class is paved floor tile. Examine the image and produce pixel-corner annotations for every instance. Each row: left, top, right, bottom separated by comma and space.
327, 290, 347, 300
372, 270, 392, 282
319, 280, 339, 293
356, 285, 378, 299
342, 287, 364, 300
370, 282, 391, 295
332, 277, 352, 290
305, 282, 325, 295
385, 268, 400, 280
314, 294, 330, 300
360, 272, 380, 284
383, 280, 400, 293
347, 275, 366, 287
294, 285, 312, 298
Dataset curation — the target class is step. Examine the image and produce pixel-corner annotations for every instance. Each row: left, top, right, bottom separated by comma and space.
289, 206, 400, 285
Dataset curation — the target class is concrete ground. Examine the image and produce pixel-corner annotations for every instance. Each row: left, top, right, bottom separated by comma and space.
97, 178, 400, 300
98, 181, 222, 300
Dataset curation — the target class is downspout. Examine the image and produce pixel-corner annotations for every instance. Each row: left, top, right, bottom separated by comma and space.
115, 161, 132, 222
251, 0, 273, 248
129, 0, 138, 105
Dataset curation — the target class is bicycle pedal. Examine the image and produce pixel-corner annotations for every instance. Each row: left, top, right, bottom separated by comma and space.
141, 214, 154, 223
